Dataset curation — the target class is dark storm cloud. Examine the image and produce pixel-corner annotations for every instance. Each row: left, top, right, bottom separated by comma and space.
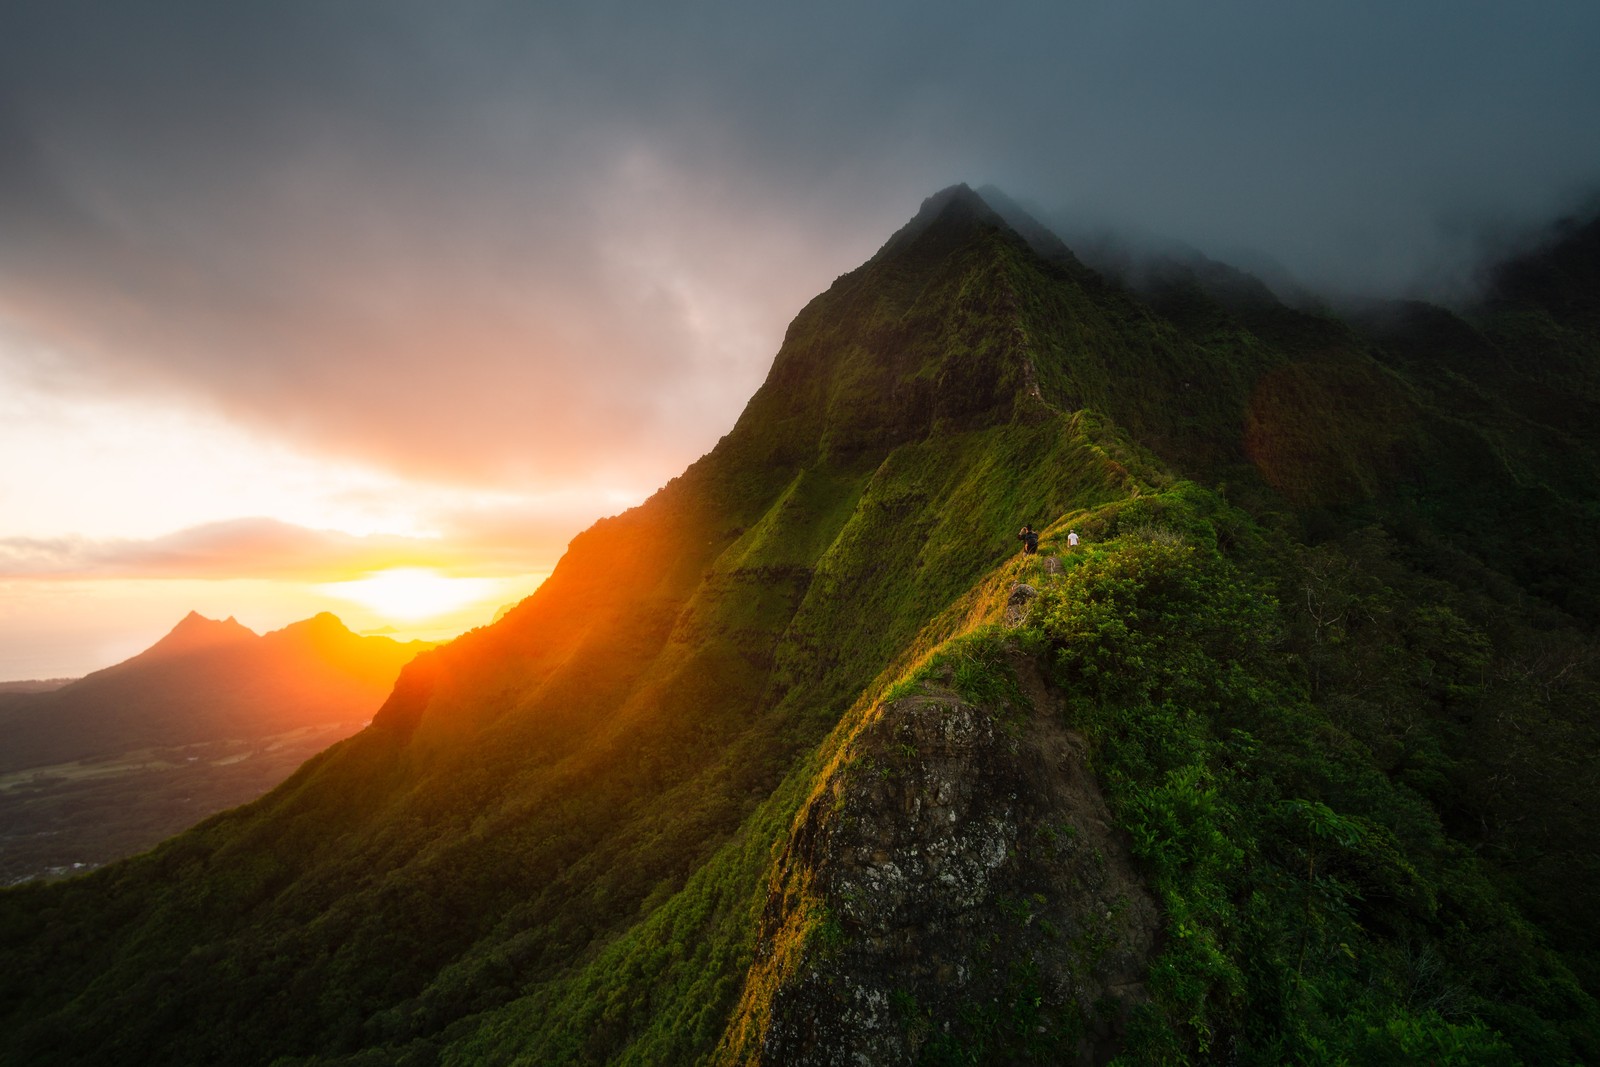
1, 1, 1597, 486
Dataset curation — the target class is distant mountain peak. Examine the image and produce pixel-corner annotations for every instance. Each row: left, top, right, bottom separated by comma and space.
270, 611, 358, 645
146, 611, 257, 659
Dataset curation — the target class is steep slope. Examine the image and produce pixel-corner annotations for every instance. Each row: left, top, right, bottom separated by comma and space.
1, 186, 1597, 1065
720, 483, 1599, 1064
0, 186, 1148, 1066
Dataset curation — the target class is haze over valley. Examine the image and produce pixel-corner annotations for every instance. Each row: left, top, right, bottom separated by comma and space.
0, 611, 429, 884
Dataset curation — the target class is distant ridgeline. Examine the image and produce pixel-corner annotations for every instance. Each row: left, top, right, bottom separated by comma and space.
0, 613, 432, 885
2, 187, 1597, 1064
0, 612, 429, 774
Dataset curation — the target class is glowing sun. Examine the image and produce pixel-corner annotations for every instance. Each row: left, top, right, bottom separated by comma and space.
319, 568, 498, 623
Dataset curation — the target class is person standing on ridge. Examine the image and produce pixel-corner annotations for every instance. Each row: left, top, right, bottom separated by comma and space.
1018, 524, 1039, 555
1068, 530, 1079, 549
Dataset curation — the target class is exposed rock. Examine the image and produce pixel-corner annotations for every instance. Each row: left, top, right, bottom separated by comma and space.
1004, 583, 1038, 626
726, 659, 1160, 1065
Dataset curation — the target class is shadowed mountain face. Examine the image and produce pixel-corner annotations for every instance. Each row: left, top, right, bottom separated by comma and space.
1, 187, 1597, 1065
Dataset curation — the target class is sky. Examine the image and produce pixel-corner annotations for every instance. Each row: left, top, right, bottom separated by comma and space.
2, 1, 1598, 677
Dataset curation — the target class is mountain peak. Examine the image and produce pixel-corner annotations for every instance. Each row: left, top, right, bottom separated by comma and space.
271, 612, 357, 644
915, 182, 990, 219
305, 610, 350, 631
145, 611, 257, 659
730, 183, 1062, 466
869, 183, 1011, 265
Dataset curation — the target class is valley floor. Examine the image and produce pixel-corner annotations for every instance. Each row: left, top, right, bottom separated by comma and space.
0, 721, 364, 885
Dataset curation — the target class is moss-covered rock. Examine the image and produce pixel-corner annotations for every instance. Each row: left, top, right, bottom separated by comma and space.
729, 674, 1158, 1066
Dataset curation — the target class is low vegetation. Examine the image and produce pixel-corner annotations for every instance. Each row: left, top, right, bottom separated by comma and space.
1, 188, 1596, 1064
1016, 487, 1597, 1062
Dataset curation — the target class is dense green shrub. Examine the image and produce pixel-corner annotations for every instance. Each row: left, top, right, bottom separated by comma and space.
1017, 493, 1597, 1063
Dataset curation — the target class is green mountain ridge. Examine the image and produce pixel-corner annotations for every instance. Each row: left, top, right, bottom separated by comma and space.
2, 185, 1597, 1064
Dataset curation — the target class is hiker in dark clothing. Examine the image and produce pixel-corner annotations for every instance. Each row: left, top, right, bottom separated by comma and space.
1017, 524, 1039, 555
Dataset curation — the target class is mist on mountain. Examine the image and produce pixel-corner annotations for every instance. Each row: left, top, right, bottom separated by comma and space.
3, 3, 1598, 494
0, 187, 1597, 1064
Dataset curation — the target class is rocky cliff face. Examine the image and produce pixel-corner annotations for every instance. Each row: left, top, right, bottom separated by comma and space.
726, 654, 1159, 1065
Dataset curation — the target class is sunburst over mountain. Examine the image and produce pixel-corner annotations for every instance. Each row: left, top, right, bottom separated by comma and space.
3, 185, 1597, 1064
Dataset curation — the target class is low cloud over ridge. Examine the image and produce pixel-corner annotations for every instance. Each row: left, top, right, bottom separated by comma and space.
1, 2, 1596, 493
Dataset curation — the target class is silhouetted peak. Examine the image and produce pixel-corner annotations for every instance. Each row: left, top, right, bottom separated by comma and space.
165, 610, 254, 643
144, 611, 257, 659
273, 612, 356, 642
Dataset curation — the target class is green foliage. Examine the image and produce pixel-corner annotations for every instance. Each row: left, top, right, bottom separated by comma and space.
3, 189, 1599, 1067
436, 762, 823, 1067
1015, 489, 1598, 1063
884, 626, 1024, 715
917, 955, 1085, 1066
0, 283, 1137, 1067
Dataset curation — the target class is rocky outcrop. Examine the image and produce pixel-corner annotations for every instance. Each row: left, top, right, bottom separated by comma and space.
725, 660, 1160, 1065
1004, 583, 1038, 626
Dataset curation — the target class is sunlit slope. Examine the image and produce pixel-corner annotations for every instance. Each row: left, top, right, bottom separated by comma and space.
433, 484, 1600, 1066
0, 187, 1149, 1066
1, 187, 1597, 1065
719, 486, 1597, 1064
